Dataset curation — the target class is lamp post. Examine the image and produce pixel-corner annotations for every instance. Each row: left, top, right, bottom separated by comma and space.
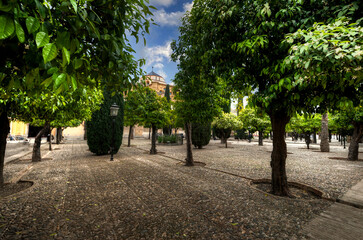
248, 126, 251, 143
110, 103, 119, 161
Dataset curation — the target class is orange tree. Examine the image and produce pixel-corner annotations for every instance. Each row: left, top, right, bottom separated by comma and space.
173, 0, 360, 196
0, 0, 154, 185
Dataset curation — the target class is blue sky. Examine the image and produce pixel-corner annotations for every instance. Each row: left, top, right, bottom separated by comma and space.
130, 0, 193, 84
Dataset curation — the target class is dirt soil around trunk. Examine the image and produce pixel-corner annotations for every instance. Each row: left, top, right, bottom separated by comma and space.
0, 139, 362, 239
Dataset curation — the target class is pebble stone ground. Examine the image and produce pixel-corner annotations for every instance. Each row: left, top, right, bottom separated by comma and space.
0, 137, 362, 239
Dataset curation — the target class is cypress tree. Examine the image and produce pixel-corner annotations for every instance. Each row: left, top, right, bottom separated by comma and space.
87, 91, 124, 155
192, 122, 211, 149
164, 84, 171, 102
163, 84, 171, 135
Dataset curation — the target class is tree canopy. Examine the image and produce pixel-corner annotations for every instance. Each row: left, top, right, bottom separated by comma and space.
172, 0, 361, 195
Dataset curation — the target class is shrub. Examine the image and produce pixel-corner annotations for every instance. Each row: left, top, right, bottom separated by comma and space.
235, 129, 248, 139
192, 122, 211, 149
158, 134, 177, 144
86, 91, 124, 155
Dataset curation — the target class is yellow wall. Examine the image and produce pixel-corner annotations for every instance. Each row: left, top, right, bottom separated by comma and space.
10, 120, 29, 136
63, 123, 85, 140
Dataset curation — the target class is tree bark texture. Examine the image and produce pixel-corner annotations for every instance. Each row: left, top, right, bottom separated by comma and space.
313, 132, 317, 144
32, 123, 49, 162
305, 133, 311, 149
150, 124, 157, 154
320, 113, 330, 152
184, 122, 194, 166
270, 113, 291, 196
49, 128, 53, 151
0, 110, 10, 185
258, 130, 263, 146
84, 122, 87, 140
128, 125, 133, 147
56, 127, 62, 144
348, 122, 363, 161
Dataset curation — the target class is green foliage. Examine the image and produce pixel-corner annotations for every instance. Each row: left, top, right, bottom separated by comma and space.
331, 105, 363, 136
239, 108, 271, 133
87, 91, 124, 155
212, 112, 242, 131
164, 84, 171, 102
192, 122, 211, 148
158, 135, 177, 144
13, 85, 102, 129
0, 0, 154, 111
124, 87, 145, 127
140, 87, 171, 129
212, 112, 242, 141
285, 18, 362, 110
288, 114, 321, 135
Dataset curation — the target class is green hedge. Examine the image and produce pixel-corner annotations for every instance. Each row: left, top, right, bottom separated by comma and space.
86, 91, 124, 155
192, 122, 211, 149
158, 135, 177, 143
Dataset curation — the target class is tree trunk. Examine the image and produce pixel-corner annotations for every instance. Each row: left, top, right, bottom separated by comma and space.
32, 123, 49, 162
184, 122, 194, 166
320, 113, 330, 152
270, 113, 291, 196
128, 125, 133, 147
48, 128, 53, 151
258, 130, 263, 146
329, 131, 332, 143
148, 127, 151, 139
225, 138, 228, 148
84, 122, 87, 140
305, 133, 311, 149
0, 109, 10, 186
313, 132, 317, 144
348, 122, 363, 161
56, 127, 62, 144
150, 124, 157, 154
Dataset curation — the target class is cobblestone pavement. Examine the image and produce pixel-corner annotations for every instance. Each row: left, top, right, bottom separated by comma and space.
0, 138, 362, 239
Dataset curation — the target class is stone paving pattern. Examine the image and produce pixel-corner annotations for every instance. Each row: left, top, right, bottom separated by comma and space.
0, 138, 362, 239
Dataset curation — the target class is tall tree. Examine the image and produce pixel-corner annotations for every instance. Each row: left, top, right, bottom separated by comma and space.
212, 112, 242, 148
87, 91, 124, 156
239, 108, 271, 146
163, 84, 172, 135
140, 88, 170, 154
289, 114, 321, 149
175, 0, 360, 196
320, 113, 330, 152
124, 87, 145, 147
16, 86, 102, 161
171, 9, 222, 166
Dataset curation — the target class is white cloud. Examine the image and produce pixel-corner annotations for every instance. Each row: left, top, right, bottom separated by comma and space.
150, 0, 174, 7
183, 2, 193, 12
152, 1, 193, 26
143, 41, 172, 79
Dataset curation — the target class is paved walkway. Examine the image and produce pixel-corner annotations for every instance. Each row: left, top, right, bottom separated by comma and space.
1, 139, 362, 239
302, 178, 363, 239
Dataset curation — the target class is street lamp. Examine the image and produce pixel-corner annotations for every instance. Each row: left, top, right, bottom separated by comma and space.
110, 103, 119, 161
248, 126, 251, 143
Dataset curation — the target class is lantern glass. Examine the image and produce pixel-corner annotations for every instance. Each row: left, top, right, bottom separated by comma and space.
110, 103, 119, 117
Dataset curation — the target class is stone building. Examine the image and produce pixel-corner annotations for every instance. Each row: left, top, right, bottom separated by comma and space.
144, 70, 174, 99
125, 70, 175, 138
